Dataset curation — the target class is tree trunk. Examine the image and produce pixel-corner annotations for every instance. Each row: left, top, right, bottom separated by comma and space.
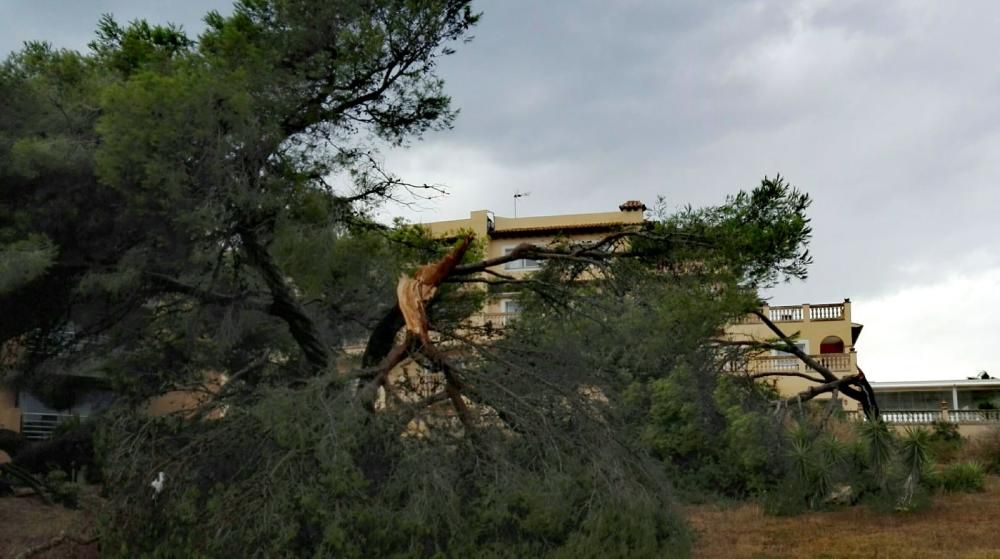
239, 228, 330, 373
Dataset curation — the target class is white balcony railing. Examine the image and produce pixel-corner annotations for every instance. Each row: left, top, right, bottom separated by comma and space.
735, 302, 847, 324
744, 352, 854, 375
845, 408, 1000, 425
20, 412, 82, 441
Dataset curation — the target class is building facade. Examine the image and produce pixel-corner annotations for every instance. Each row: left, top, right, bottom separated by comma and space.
860, 378, 1000, 435
724, 300, 863, 397
421, 204, 863, 399
421, 202, 647, 326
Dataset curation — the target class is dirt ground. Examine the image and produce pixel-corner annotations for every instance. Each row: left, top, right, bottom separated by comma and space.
0, 487, 100, 559
687, 476, 1000, 559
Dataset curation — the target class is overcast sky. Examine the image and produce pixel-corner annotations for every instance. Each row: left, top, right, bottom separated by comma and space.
3, 1, 998, 381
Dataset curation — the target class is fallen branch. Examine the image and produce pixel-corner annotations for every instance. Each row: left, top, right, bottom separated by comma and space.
750, 309, 877, 416
749, 371, 826, 384
0, 463, 53, 505
14, 532, 99, 559
782, 374, 861, 407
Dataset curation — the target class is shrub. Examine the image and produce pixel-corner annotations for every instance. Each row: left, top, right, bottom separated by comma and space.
13, 417, 101, 483
0, 428, 25, 457
99, 385, 692, 558
933, 462, 985, 493
930, 421, 961, 442
926, 421, 963, 463
45, 469, 81, 508
763, 422, 852, 515
896, 428, 933, 510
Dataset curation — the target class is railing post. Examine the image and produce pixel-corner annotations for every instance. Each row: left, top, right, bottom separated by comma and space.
849, 350, 858, 374
761, 303, 770, 322
843, 298, 852, 323
802, 303, 811, 322
939, 400, 950, 423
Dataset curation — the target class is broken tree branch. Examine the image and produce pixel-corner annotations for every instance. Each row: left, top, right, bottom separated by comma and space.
749, 371, 827, 384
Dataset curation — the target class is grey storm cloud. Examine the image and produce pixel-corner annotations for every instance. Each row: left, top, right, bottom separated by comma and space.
416, 0, 1000, 304
0, 0, 232, 55
4, 0, 1000, 308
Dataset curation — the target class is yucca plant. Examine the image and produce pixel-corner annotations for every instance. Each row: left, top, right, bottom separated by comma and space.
780, 423, 850, 510
897, 428, 932, 509
857, 418, 895, 492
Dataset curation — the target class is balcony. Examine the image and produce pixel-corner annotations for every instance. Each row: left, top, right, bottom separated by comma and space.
743, 352, 855, 375
735, 302, 847, 324
20, 412, 82, 441
474, 312, 518, 329
845, 408, 1000, 425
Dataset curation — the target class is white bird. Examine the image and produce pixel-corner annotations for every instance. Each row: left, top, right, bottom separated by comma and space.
151, 471, 166, 497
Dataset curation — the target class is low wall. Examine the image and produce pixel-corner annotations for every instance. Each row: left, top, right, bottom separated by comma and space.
886, 423, 996, 439
0, 388, 20, 432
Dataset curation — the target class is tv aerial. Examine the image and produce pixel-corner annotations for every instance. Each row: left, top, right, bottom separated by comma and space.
513, 190, 531, 217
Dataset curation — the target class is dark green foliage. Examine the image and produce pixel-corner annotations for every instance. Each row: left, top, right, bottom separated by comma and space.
1, 0, 480, 390
99, 384, 690, 558
1, 0, 841, 552
488, 180, 816, 502
45, 469, 82, 508
764, 420, 851, 515
931, 462, 986, 493
896, 428, 933, 510
639, 176, 812, 288
931, 421, 961, 442
765, 420, 942, 515
13, 417, 101, 484
0, 428, 25, 456
927, 421, 963, 463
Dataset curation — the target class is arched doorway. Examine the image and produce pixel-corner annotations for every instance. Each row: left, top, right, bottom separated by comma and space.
820, 335, 845, 354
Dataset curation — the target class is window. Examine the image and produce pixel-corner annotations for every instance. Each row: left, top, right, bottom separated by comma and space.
503, 299, 522, 315
503, 247, 540, 270
772, 341, 809, 356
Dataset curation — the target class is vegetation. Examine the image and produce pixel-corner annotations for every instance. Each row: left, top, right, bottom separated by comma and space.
0, 0, 919, 556
687, 475, 1000, 559
931, 462, 986, 493
962, 426, 1000, 474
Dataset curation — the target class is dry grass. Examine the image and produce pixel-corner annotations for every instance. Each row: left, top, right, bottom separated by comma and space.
4, 478, 1000, 558
687, 476, 1000, 559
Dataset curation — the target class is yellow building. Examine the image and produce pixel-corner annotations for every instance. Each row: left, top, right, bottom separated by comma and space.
0, 387, 18, 433
724, 301, 862, 397
421, 204, 862, 399
422, 201, 647, 326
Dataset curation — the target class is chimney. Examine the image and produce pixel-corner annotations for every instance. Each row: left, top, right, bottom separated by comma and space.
618, 200, 646, 212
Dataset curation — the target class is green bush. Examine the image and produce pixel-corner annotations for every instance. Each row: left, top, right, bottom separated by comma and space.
640, 371, 785, 501
762, 422, 853, 515
14, 416, 101, 483
764, 420, 945, 514
0, 428, 25, 457
932, 462, 985, 493
99, 386, 692, 558
930, 421, 961, 442
45, 469, 81, 508
926, 421, 963, 463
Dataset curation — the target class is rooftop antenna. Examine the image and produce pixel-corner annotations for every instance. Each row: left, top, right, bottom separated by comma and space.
513, 190, 530, 217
